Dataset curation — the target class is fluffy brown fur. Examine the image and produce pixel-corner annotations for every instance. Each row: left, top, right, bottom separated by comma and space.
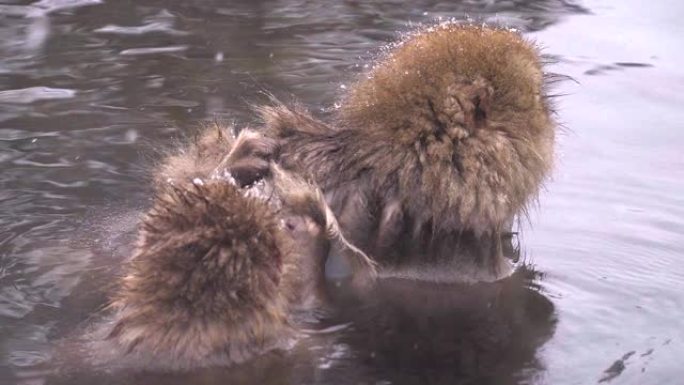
259, 24, 555, 281
106, 180, 291, 370
104, 128, 373, 370
152, 122, 233, 187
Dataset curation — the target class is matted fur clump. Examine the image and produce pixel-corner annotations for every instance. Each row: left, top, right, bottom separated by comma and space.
107, 179, 291, 370
338, 24, 554, 233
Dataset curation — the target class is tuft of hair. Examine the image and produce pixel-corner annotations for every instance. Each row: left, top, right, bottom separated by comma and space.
107, 180, 291, 370
256, 101, 334, 138
337, 23, 556, 234
270, 164, 378, 277
153, 122, 235, 188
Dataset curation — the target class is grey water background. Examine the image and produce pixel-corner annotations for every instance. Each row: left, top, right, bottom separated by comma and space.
1, 0, 683, 384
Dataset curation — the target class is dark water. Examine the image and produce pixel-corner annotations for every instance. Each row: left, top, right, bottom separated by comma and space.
1, 0, 683, 384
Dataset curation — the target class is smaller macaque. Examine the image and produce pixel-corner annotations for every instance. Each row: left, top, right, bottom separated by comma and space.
97, 127, 374, 371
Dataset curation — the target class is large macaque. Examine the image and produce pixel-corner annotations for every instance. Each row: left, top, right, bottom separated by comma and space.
250, 24, 555, 282
97, 127, 374, 371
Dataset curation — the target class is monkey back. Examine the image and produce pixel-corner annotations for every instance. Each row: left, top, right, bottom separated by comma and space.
107, 180, 291, 369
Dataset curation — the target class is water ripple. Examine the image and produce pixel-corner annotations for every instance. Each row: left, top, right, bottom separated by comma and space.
0, 87, 76, 104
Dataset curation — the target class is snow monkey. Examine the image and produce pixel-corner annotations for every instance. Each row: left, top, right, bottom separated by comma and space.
101, 127, 374, 371
248, 24, 555, 282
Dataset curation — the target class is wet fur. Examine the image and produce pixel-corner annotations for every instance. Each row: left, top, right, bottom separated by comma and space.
106, 180, 291, 370
152, 122, 234, 188
99, 23, 555, 370
260, 24, 555, 281
103, 128, 370, 370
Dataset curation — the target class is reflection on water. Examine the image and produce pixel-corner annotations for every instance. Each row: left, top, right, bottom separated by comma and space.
1, 0, 683, 384
329, 269, 555, 385
45, 270, 555, 385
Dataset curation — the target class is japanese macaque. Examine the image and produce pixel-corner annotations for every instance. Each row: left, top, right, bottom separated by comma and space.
252, 24, 555, 282
100, 127, 374, 371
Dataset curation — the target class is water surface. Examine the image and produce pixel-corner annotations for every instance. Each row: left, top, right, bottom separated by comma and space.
1, 0, 682, 384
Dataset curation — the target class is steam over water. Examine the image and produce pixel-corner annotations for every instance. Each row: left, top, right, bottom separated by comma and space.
1, 0, 683, 384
